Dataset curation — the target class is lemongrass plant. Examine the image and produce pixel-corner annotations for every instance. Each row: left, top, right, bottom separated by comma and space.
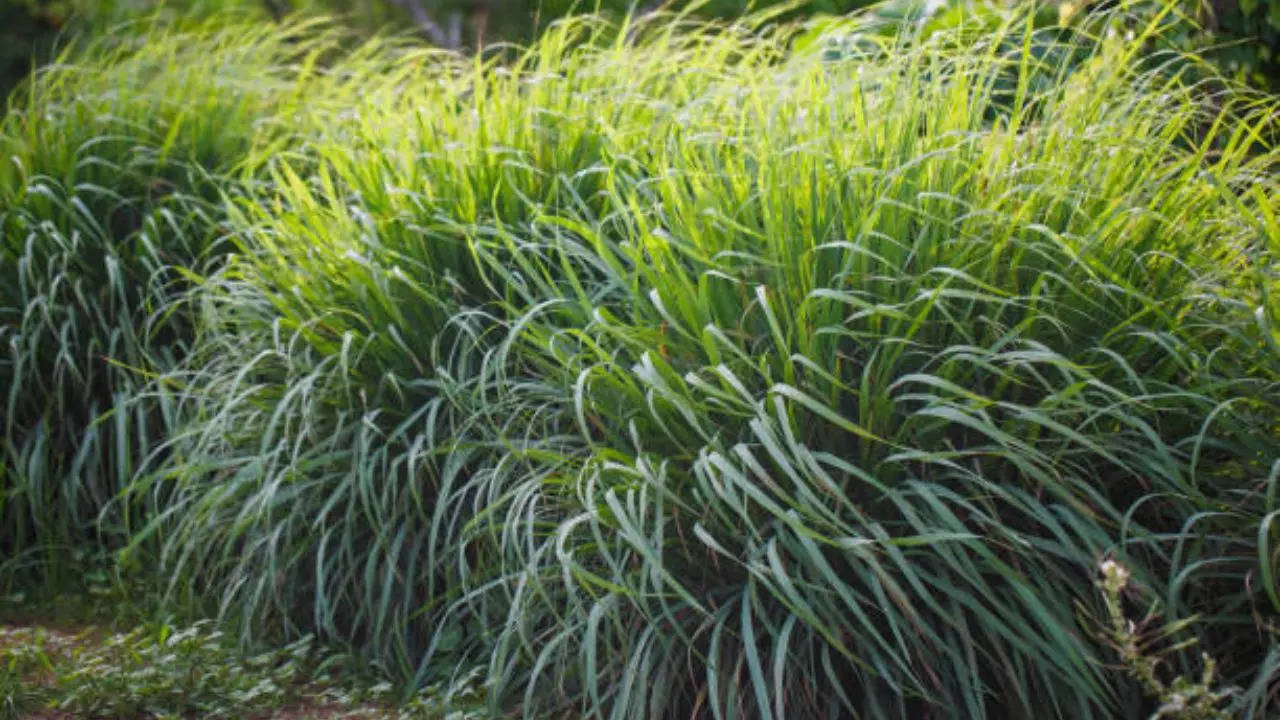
0, 17, 403, 590
42, 5, 1280, 719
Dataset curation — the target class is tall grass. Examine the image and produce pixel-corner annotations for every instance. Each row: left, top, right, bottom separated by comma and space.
115, 7, 1280, 718
3, 4, 1276, 718
0, 18, 383, 589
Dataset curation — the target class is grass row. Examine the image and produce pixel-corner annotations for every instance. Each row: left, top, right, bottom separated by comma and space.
3, 5, 1279, 718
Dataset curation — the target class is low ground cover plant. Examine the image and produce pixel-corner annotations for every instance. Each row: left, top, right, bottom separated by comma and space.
1, 621, 324, 718
2, 4, 1278, 718
0, 613, 490, 718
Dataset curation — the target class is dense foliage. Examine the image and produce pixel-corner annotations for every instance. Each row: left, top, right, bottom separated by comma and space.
1094, 0, 1280, 89
4, 0, 1280, 97
0, 18, 385, 589
2, 3, 1279, 719
1185, 0, 1279, 88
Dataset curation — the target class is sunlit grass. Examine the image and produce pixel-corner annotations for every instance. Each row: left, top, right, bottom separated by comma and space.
0, 17, 393, 590
3, 5, 1278, 718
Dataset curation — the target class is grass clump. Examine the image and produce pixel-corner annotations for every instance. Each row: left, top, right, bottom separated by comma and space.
121, 7, 1280, 719
0, 17, 398, 591
0, 4, 1276, 718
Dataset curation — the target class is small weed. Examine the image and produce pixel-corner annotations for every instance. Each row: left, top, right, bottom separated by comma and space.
1097, 560, 1237, 719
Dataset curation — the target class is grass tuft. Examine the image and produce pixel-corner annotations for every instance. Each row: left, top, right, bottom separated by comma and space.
0, 17, 393, 591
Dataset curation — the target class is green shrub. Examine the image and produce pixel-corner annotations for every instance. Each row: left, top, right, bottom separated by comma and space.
1184, 0, 1279, 88
1055, 0, 1280, 89
131, 6, 1280, 718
